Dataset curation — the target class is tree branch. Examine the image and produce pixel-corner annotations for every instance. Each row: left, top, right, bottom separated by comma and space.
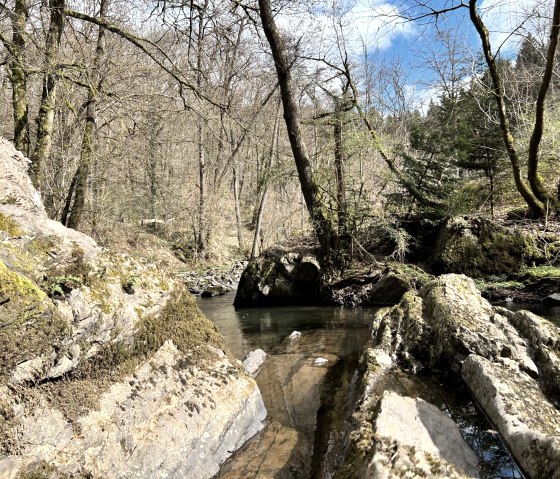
64, 8, 226, 110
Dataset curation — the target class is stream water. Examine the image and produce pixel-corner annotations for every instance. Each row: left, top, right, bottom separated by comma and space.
198, 293, 523, 479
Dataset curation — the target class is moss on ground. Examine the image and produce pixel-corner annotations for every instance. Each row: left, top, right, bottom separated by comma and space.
0, 212, 23, 237
133, 287, 225, 360
520, 265, 560, 280
0, 259, 69, 381
388, 262, 433, 288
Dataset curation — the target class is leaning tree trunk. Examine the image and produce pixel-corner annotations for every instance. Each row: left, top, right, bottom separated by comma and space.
527, 0, 560, 212
258, 0, 335, 259
469, 0, 546, 216
10, 0, 29, 155
30, 0, 65, 189
62, 0, 109, 230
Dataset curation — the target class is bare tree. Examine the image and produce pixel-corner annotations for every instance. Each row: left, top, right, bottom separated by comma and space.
258, 0, 336, 258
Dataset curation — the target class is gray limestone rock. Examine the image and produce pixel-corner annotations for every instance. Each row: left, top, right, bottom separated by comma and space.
3, 342, 267, 479
0, 137, 268, 479
243, 349, 267, 375
364, 391, 480, 479
349, 274, 560, 478
462, 355, 560, 479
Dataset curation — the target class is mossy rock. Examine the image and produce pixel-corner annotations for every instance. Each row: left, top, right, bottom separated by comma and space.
234, 252, 321, 306
431, 217, 553, 277
0, 212, 23, 237
0, 259, 69, 381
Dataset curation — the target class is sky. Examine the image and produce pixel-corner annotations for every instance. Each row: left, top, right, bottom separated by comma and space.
277, 0, 549, 113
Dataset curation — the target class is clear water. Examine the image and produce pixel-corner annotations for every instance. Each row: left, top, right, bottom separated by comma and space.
198, 293, 524, 479
500, 302, 560, 327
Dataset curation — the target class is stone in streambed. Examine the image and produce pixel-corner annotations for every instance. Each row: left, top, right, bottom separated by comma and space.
244, 349, 267, 375
462, 355, 560, 479
364, 391, 480, 479
543, 292, 560, 305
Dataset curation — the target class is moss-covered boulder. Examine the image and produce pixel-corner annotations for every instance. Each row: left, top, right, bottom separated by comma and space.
234, 250, 321, 306
431, 216, 559, 277
0, 137, 267, 478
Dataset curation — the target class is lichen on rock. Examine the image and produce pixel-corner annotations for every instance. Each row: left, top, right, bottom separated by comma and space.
0, 137, 267, 479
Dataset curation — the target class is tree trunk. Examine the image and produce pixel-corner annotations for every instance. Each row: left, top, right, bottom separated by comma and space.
334, 100, 347, 235
30, 0, 65, 189
197, 122, 208, 255
10, 0, 29, 155
469, 0, 545, 216
62, 0, 108, 230
251, 103, 279, 258
258, 0, 335, 259
527, 0, 560, 211
233, 162, 243, 250
195, 1, 209, 257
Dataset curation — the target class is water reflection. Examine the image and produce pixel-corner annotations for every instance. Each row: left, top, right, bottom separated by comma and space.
198, 293, 525, 479
198, 293, 372, 359
500, 302, 560, 327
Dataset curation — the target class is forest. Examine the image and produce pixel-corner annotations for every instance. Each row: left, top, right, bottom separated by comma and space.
1, 1, 560, 478
1, 0, 558, 264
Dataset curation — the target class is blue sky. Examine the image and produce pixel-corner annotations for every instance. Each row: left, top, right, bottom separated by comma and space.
278, 0, 548, 112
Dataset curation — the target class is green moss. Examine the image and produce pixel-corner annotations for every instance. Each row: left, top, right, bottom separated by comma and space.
0, 212, 22, 237
521, 265, 560, 280
0, 259, 69, 381
134, 287, 225, 361
388, 262, 433, 288
434, 217, 554, 277
27, 236, 57, 258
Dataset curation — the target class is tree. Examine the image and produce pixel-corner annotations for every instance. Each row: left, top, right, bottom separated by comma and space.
61, 0, 109, 229
0, 0, 30, 155
468, 0, 560, 216
30, 0, 65, 188
258, 0, 336, 259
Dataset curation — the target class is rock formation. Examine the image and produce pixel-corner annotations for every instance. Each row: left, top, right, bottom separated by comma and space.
431, 216, 559, 277
0, 137, 266, 478
339, 273, 560, 479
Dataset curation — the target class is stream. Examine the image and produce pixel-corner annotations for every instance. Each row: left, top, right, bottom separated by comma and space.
198, 293, 524, 479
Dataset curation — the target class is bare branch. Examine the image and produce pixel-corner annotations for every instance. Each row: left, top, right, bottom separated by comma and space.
64, 8, 226, 110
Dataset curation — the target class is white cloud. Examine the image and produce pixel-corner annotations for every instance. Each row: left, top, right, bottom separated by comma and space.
340, 0, 416, 52
275, 0, 416, 57
478, 0, 550, 54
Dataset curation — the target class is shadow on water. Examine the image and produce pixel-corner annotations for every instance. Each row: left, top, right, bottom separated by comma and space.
198, 293, 524, 479
497, 302, 560, 327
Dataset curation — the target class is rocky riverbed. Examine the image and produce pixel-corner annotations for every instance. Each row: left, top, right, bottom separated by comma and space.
234, 250, 560, 478
178, 261, 247, 297
0, 137, 266, 479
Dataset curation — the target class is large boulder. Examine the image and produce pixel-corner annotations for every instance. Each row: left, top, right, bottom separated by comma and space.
234, 250, 321, 306
0, 138, 266, 478
431, 216, 559, 277
362, 391, 480, 479
463, 355, 560, 479
364, 273, 560, 479
335, 349, 480, 479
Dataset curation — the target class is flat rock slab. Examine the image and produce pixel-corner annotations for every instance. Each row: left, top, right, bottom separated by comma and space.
462, 355, 560, 479
366, 390, 480, 479
243, 348, 267, 375
2, 342, 267, 479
